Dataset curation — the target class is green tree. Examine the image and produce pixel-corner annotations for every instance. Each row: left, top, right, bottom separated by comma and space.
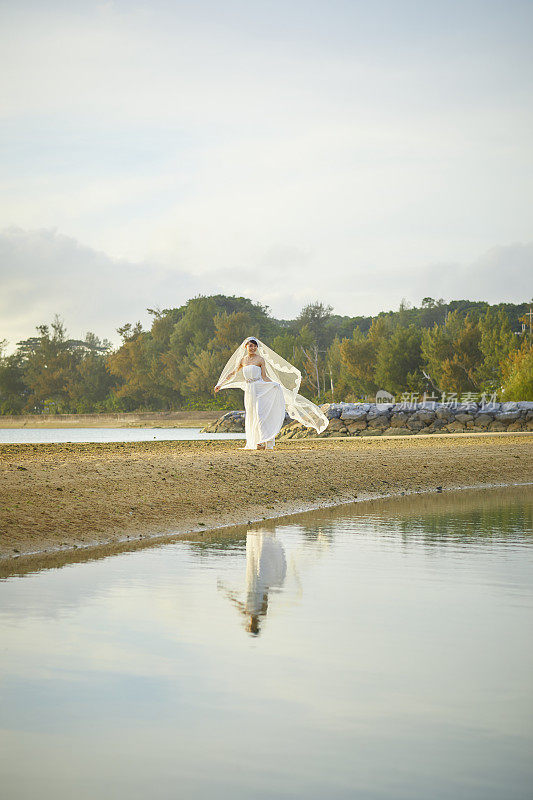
21, 317, 82, 412
339, 318, 389, 396
291, 303, 334, 400
67, 349, 115, 412
184, 348, 223, 396
181, 311, 253, 400
501, 343, 533, 400
271, 326, 322, 398
476, 307, 517, 391
374, 324, 424, 394
107, 322, 171, 410
0, 340, 27, 413
421, 311, 482, 393
326, 337, 354, 401
294, 302, 333, 348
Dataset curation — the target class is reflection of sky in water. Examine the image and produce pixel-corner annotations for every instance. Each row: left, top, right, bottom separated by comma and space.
1, 488, 532, 800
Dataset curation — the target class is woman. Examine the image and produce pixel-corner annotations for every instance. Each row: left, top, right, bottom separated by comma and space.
214, 336, 328, 450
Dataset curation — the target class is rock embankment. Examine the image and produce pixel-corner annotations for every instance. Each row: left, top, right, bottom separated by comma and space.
202, 401, 533, 438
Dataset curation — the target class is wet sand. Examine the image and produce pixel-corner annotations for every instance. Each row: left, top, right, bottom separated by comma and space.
1, 433, 532, 563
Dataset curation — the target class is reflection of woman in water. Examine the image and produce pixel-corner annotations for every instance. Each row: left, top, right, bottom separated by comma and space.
219, 529, 287, 635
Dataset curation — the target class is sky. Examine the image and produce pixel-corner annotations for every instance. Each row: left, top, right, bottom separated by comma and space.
1, 0, 532, 349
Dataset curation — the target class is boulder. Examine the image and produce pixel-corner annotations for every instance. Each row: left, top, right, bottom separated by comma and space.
321, 404, 343, 419
368, 416, 390, 429
346, 420, 367, 433
374, 403, 394, 413
502, 401, 519, 413
340, 406, 368, 421
425, 419, 448, 432
406, 420, 425, 432
517, 401, 533, 411
488, 421, 506, 431
367, 407, 391, 421
289, 422, 306, 432
436, 406, 454, 421
446, 421, 465, 432
386, 427, 411, 436
475, 407, 496, 417
455, 413, 474, 423
480, 402, 501, 412
292, 429, 309, 438
390, 412, 408, 427
474, 414, 493, 427
327, 418, 347, 432
412, 409, 436, 424
455, 402, 479, 414
507, 421, 525, 432
281, 429, 295, 439
495, 411, 521, 423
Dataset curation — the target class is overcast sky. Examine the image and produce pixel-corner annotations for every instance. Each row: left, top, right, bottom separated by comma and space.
1, 0, 532, 349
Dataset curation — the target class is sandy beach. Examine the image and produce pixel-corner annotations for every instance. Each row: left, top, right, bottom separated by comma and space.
1, 432, 531, 564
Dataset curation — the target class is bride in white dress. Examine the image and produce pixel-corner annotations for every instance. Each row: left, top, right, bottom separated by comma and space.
214, 336, 328, 450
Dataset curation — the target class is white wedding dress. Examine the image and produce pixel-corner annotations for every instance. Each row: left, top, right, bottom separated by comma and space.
243, 364, 286, 450
215, 336, 329, 439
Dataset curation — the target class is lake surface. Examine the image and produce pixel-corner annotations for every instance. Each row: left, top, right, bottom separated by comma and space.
1, 486, 532, 800
0, 426, 244, 444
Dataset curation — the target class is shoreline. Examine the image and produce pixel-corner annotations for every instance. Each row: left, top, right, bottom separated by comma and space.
0, 410, 220, 429
1, 434, 532, 565
2, 481, 532, 579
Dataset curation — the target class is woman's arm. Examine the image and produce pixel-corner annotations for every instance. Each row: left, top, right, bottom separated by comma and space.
214, 359, 242, 392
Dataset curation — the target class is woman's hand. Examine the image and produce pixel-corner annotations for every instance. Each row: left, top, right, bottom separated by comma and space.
214, 384, 221, 394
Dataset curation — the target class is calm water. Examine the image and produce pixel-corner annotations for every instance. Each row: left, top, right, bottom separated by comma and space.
0, 427, 244, 444
1, 487, 532, 800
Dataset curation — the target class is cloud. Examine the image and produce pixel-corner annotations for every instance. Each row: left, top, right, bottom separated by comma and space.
0, 3, 531, 345
1, 227, 531, 352
0, 227, 198, 348
411, 242, 533, 304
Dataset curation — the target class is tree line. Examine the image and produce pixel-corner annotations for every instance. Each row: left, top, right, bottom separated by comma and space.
0, 295, 531, 414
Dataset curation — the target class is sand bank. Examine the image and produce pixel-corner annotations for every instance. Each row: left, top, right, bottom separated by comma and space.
1, 432, 532, 563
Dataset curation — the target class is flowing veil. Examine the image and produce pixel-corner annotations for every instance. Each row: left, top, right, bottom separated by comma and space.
216, 337, 329, 434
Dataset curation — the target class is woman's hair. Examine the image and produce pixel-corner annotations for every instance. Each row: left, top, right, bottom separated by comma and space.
246, 338, 258, 346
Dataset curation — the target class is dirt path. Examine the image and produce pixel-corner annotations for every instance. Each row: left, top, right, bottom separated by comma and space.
1, 433, 532, 561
